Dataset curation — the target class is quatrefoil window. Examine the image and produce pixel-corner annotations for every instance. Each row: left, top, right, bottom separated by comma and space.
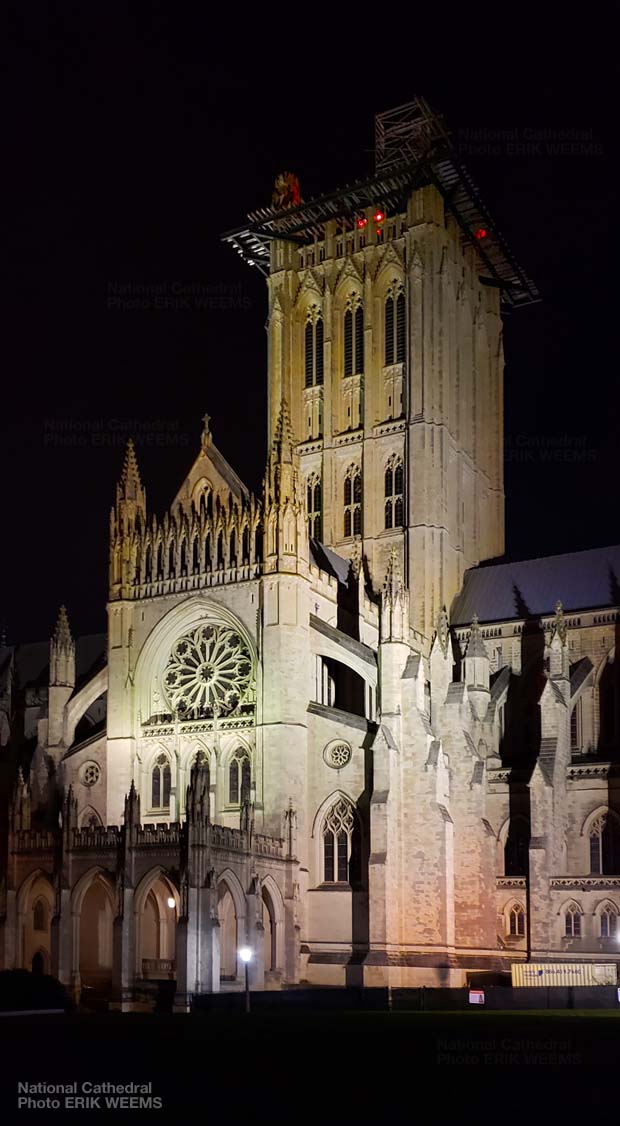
163, 623, 252, 716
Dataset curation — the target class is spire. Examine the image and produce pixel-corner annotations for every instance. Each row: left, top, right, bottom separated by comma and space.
465, 613, 488, 659
380, 548, 409, 642
186, 751, 210, 824
549, 599, 569, 679
383, 548, 403, 603
463, 611, 490, 713
201, 412, 212, 451
119, 439, 142, 500
52, 605, 72, 650
123, 780, 141, 832
10, 767, 30, 831
271, 398, 294, 465
262, 398, 308, 573
50, 605, 75, 688
436, 606, 450, 657
552, 600, 567, 646
115, 439, 146, 521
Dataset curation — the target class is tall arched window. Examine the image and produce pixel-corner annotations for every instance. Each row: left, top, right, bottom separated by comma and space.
509, 904, 525, 937
600, 905, 618, 938
384, 285, 405, 365
217, 532, 224, 569
307, 474, 322, 541
168, 542, 175, 578
229, 751, 251, 804
322, 797, 361, 884
384, 456, 404, 529
564, 903, 581, 937
180, 540, 187, 575
305, 308, 324, 387
242, 526, 250, 563
145, 545, 152, 582
156, 543, 164, 580
192, 538, 200, 574
344, 300, 364, 377
230, 529, 236, 567
344, 466, 362, 539
33, 898, 48, 932
151, 754, 171, 809
589, 813, 620, 875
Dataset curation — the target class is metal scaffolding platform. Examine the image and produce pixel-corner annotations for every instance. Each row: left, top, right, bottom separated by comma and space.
222, 97, 539, 309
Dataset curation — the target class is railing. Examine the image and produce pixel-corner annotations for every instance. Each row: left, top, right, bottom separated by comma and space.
142, 959, 175, 980
135, 824, 181, 847
73, 827, 120, 849
13, 830, 55, 851
253, 834, 286, 858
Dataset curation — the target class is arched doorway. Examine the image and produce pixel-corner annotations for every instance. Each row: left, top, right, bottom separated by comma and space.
79, 875, 114, 990
262, 889, 276, 973
18, 872, 54, 974
218, 883, 238, 980
136, 872, 177, 979
31, 950, 48, 975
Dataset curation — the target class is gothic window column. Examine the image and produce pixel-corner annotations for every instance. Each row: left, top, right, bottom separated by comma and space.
384, 456, 404, 529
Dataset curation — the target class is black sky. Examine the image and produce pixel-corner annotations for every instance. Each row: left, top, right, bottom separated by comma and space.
4, 8, 618, 643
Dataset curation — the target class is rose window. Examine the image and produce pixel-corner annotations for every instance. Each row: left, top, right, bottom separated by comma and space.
163, 623, 252, 716
324, 741, 352, 769
81, 762, 100, 787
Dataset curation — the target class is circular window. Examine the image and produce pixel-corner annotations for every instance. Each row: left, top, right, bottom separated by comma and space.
81, 762, 100, 787
163, 623, 252, 717
323, 741, 352, 769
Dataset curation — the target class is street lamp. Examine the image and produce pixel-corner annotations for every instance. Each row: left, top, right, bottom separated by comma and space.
238, 946, 253, 1013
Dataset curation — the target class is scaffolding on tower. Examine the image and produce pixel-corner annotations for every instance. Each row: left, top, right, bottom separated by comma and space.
222, 96, 539, 309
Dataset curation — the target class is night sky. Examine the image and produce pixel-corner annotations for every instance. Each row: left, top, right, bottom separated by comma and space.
5, 9, 617, 644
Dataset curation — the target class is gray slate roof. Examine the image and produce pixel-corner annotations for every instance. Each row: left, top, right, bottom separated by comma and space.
310, 540, 351, 586
451, 544, 620, 626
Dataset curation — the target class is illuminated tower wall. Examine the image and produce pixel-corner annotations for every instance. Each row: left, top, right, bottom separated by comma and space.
266, 184, 504, 641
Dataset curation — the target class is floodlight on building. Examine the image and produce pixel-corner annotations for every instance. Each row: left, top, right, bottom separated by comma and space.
167, 897, 176, 909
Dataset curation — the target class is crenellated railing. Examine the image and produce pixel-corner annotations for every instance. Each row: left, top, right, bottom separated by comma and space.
252, 833, 286, 858
135, 823, 181, 847
72, 826, 120, 849
12, 829, 55, 852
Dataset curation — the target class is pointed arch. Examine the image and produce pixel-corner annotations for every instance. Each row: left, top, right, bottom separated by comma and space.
260, 874, 285, 974
133, 867, 179, 975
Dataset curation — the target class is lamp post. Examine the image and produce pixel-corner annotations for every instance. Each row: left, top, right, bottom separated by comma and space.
238, 946, 253, 1013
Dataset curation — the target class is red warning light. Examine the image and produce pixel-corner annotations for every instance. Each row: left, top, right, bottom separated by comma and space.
375, 227, 383, 237
357, 217, 367, 229
475, 228, 487, 240
374, 210, 385, 223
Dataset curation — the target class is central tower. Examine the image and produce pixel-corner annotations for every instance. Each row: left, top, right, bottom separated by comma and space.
225, 97, 538, 641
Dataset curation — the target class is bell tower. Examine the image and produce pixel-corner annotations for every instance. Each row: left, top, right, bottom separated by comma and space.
223, 97, 538, 642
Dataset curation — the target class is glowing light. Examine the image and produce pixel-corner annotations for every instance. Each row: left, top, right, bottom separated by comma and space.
374, 210, 384, 222
375, 227, 383, 236
475, 228, 487, 240
238, 946, 253, 963
356, 217, 367, 229
167, 897, 176, 909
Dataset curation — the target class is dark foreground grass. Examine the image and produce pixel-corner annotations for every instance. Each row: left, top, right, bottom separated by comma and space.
0, 1009, 618, 1118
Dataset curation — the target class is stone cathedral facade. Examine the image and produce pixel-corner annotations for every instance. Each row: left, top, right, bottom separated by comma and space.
1, 108, 619, 1006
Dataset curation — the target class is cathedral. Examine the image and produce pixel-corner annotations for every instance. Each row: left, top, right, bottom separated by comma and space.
1, 99, 618, 1008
